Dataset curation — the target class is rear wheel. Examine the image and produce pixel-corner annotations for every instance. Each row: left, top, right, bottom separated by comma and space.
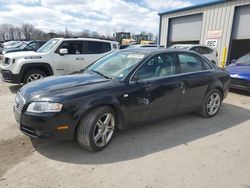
77, 106, 116, 151
23, 70, 47, 84
198, 89, 222, 118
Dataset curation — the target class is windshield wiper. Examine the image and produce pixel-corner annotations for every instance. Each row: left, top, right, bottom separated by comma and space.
91, 70, 112, 79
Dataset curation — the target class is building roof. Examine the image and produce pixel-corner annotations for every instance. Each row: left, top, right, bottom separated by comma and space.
158, 0, 228, 16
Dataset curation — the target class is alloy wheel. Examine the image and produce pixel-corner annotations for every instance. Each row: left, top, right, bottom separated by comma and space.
206, 93, 221, 115
93, 113, 115, 147
27, 73, 43, 82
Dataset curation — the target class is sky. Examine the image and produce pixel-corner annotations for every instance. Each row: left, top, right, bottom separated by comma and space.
0, 0, 216, 36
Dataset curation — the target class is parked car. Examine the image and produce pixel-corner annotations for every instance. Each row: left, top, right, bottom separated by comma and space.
0, 41, 25, 54
227, 53, 250, 92
170, 44, 218, 65
13, 48, 230, 151
2, 41, 20, 47
1, 40, 46, 55
0, 38, 119, 84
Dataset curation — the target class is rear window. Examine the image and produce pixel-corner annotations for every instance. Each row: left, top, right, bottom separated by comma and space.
83, 41, 111, 54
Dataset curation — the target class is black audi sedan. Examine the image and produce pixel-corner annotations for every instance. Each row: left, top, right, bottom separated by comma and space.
14, 49, 230, 151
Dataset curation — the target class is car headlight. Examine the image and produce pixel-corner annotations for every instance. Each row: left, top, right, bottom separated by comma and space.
26, 102, 62, 113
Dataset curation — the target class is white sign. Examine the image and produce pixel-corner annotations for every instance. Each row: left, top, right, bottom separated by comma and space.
207, 30, 222, 39
206, 39, 217, 48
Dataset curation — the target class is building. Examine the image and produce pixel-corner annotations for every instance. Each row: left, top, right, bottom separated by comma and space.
158, 0, 250, 65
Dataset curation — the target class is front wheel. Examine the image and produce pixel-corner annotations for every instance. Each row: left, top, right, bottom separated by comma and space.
198, 89, 222, 118
23, 70, 47, 84
77, 106, 116, 151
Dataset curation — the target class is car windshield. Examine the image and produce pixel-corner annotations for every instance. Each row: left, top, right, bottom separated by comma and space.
37, 39, 59, 53
19, 42, 28, 49
86, 51, 145, 80
12, 42, 24, 48
236, 54, 250, 65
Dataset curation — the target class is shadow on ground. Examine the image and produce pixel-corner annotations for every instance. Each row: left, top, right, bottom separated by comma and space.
31, 103, 250, 165
8, 85, 21, 94
230, 89, 250, 96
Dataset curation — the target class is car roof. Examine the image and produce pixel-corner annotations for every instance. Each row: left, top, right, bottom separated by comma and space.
172, 44, 214, 49
54, 37, 119, 43
120, 48, 199, 56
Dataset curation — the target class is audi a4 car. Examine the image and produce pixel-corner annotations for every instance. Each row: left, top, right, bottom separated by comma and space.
227, 53, 250, 92
14, 49, 230, 151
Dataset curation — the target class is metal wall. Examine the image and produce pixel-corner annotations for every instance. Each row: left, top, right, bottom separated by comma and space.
159, 0, 250, 63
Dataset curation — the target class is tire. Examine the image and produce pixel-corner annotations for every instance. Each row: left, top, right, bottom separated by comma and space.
23, 70, 47, 84
198, 89, 222, 118
77, 106, 116, 151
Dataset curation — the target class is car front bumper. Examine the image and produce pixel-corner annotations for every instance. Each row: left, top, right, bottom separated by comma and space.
0, 68, 21, 84
13, 105, 76, 140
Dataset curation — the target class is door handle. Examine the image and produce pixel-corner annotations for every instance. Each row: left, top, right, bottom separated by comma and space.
179, 81, 185, 89
76, 57, 84, 60
179, 81, 186, 94
146, 84, 157, 92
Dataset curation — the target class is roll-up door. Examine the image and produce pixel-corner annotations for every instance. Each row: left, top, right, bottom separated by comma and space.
232, 5, 250, 40
168, 14, 203, 43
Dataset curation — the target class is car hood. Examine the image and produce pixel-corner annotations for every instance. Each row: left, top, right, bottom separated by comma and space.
227, 64, 250, 80
227, 64, 250, 74
3, 47, 24, 53
4, 51, 43, 59
19, 72, 111, 101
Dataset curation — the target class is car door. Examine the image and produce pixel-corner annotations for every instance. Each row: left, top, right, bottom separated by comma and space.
127, 52, 180, 123
176, 52, 214, 112
82, 41, 112, 67
52, 41, 85, 74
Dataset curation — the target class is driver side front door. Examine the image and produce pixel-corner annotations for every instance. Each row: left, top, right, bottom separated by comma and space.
127, 52, 180, 123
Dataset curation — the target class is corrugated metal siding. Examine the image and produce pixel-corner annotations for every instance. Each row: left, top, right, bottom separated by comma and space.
160, 0, 250, 63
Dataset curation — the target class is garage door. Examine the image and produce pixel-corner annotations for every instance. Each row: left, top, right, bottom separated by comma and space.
168, 14, 203, 42
232, 5, 250, 40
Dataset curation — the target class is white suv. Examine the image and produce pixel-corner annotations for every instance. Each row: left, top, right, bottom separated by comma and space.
0, 38, 119, 84
170, 44, 218, 65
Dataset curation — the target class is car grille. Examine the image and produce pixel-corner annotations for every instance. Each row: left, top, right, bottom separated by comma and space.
15, 92, 25, 113
231, 78, 249, 87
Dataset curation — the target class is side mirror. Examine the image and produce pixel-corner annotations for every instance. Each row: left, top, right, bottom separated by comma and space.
131, 74, 142, 83
59, 48, 68, 55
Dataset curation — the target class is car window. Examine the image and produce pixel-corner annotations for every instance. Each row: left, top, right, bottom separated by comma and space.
198, 47, 213, 54
190, 47, 199, 53
26, 42, 37, 50
59, 41, 82, 54
83, 41, 111, 54
178, 53, 203, 73
236, 53, 250, 65
135, 53, 176, 80
200, 57, 213, 70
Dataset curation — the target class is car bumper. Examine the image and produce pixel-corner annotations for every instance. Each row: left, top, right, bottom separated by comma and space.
0, 68, 21, 84
230, 78, 250, 92
13, 106, 76, 140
